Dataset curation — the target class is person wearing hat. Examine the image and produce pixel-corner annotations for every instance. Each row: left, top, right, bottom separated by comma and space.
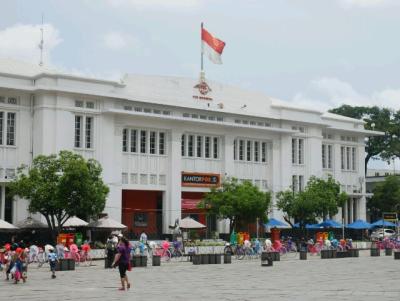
47, 246, 58, 279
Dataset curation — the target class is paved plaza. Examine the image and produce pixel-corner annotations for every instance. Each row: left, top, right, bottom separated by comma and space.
1, 251, 400, 301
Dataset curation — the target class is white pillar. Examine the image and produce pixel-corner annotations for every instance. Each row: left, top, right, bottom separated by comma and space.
349, 198, 354, 224
358, 196, 366, 220
163, 130, 182, 234
343, 201, 348, 224
12, 199, 17, 224
0, 184, 5, 220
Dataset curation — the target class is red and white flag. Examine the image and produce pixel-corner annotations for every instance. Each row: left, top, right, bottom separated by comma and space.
202, 26, 226, 64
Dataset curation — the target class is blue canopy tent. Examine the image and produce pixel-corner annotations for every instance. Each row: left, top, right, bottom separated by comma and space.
293, 223, 321, 229
346, 219, 372, 229
317, 219, 342, 229
264, 218, 289, 228
371, 219, 397, 227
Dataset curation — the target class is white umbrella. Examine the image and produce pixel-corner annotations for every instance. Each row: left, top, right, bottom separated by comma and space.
0, 219, 18, 230
179, 217, 206, 229
59, 216, 89, 228
88, 216, 127, 230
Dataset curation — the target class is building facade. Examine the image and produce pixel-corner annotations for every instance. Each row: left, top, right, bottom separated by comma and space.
0, 59, 380, 237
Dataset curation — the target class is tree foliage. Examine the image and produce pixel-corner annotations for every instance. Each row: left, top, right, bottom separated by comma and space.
199, 178, 271, 231
329, 105, 398, 173
10, 151, 109, 241
368, 175, 400, 216
276, 176, 347, 228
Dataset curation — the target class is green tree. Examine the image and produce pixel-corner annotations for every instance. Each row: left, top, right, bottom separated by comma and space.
329, 105, 396, 173
368, 175, 400, 217
10, 151, 109, 242
277, 176, 347, 229
199, 178, 271, 231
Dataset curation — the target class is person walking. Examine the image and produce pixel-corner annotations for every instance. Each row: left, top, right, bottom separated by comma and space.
48, 247, 58, 279
112, 236, 131, 291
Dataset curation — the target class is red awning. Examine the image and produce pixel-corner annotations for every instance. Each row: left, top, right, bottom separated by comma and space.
182, 199, 202, 210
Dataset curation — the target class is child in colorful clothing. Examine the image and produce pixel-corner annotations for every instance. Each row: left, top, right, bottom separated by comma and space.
48, 247, 58, 279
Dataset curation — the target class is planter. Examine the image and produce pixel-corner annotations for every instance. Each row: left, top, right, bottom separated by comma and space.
261, 252, 273, 266
300, 251, 307, 260
192, 255, 201, 265
385, 248, 393, 256
201, 254, 209, 265
321, 250, 330, 259
215, 254, 222, 264
269, 251, 280, 261
208, 254, 215, 264
349, 249, 359, 258
336, 251, 349, 258
56, 259, 69, 271
132, 255, 141, 267
394, 251, 400, 260
224, 253, 231, 264
66, 258, 75, 270
140, 255, 147, 267
370, 248, 380, 257
152, 255, 161, 266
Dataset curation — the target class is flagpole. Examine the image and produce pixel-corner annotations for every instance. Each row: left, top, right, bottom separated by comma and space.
201, 22, 204, 72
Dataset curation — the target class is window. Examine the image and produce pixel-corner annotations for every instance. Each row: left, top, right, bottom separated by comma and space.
292, 175, 298, 192
246, 140, 252, 161
124, 105, 132, 111
213, 137, 219, 159
144, 108, 151, 113
254, 141, 259, 162
299, 175, 304, 192
239, 140, 244, 160
188, 135, 194, 157
196, 136, 203, 157
6, 112, 16, 146
135, 107, 142, 112
322, 144, 326, 168
122, 173, 128, 184
8, 97, 17, 105
0, 96, 5, 103
181, 134, 186, 156
341, 146, 345, 169
205, 136, 211, 158
261, 142, 266, 163
140, 174, 148, 185
150, 174, 157, 185
130, 130, 137, 153
351, 147, 356, 171
75, 100, 84, 108
159, 132, 165, 155
346, 147, 351, 170
153, 109, 161, 114
130, 173, 138, 184
234, 139, 237, 160
140, 130, 147, 153
298, 139, 304, 164
162, 111, 170, 115
85, 117, 93, 148
86, 102, 95, 109
75, 116, 82, 148
0, 112, 3, 145
292, 138, 297, 164
328, 145, 332, 169
150, 131, 156, 154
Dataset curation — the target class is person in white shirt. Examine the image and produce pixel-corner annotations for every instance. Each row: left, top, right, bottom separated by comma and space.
139, 231, 147, 244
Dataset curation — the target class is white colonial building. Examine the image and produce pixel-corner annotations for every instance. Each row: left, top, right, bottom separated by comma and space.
0, 59, 380, 237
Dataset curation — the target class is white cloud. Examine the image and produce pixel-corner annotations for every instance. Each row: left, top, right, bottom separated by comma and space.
105, 0, 200, 10
338, 0, 397, 8
292, 77, 400, 112
103, 31, 141, 51
0, 23, 62, 65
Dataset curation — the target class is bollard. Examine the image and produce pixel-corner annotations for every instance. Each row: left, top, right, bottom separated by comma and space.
349, 249, 359, 258
261, 252, 273, 266
152, 255, 161, 266
192, 254, 201, 265
370, 248, 380, 257
132, 255, 141, 267
67, 258, 75, 271
394, 251, 400, 260
300, 250, 307, 260
224, 253, 231, 264
385, 248, 393, 256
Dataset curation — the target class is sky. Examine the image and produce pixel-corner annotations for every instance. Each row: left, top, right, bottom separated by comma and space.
0, 0, 399, 169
